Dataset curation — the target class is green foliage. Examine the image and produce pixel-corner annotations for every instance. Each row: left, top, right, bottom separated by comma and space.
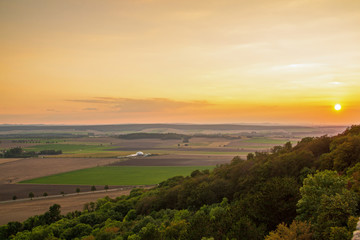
265, 220, 312, 240
38, 149, 62, 155
3, 147, 37, 158
240, 177, 300, 230
329, 227, 352, 240
297, 171, 358, 239
297, 170, 348, 222
28, 192, 34, 199
61, 223, 92, 239
123, 210, 137, 222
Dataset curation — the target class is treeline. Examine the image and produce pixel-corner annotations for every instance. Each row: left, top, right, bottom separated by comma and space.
11, 140, 42, 144
117, 133, 187, 140
0, 147, 62, 158
117, 132, 242, 140
3, 125, 360, 239
0, 133, 83, 139
38, 150, 62, 155
1, 147, 37, 158
192, 133, 242, 139
11, 140, 60, 144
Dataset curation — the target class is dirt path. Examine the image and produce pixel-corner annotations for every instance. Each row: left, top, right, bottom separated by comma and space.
0, 188, 133, 225
0, 184, 136, 201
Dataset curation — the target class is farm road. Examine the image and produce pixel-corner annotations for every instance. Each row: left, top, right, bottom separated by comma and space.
0, 184, 135, 201
0, 188, 135, 225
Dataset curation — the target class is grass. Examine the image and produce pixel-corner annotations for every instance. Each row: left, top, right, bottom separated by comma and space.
9, 138, 67, 143
25, 144, 116, 154
20, 166, 215, 185
48, 151, 134, 158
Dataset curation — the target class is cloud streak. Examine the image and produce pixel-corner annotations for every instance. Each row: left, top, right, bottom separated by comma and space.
68, 97, 212, 113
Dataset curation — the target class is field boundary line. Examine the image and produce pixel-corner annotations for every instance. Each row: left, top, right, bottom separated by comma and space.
0, 185, 155, 204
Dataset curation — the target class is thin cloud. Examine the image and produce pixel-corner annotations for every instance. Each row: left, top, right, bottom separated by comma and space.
68, 97, 212, 113
66, 99, 109, 104
46, 109, 60, 112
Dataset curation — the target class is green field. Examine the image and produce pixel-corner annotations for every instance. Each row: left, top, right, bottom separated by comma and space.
20, 166, 215, 185
25, 144, 116, 154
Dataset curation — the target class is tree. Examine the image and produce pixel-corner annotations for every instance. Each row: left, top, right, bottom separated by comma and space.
104, 185, 109, 191
297, 170, 348, 222
44, 204, 61, 224
247, 152, 255, 160
332, 136, 360, 171
91, 185, 96, 191
240, 177, 300, 230
12, 195, 17, 200
76, 188, 80, 194
4, 147, 23, 157
296, 170, 357, 239
43, 192, 48, 197
265, 220, 312, 240
29, 192, 34, 200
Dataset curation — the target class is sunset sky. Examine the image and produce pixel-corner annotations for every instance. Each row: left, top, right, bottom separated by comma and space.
1, 0, 360, 125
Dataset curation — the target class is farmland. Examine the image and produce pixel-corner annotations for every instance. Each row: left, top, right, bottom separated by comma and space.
25, 143, 116, 154
0, 157, 117, 184
21, 166, 215, 185
0, 188, 134, 225
0, 124, 347, 224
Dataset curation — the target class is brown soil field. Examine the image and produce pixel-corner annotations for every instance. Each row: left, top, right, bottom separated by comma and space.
0, 188, 137, 225
0, 157, 119, 184
0, 139, 40, 149
110, 154, 234, 166
0, 184, 136, 201
0, 158, 22, 165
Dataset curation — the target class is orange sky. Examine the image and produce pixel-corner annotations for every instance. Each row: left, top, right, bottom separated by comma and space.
1, 0, 360, 125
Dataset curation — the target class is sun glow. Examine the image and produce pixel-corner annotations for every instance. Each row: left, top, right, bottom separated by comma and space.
334, 104, 342, 111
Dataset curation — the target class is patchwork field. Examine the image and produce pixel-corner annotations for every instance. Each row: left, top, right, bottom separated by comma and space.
0, 124, 346, 225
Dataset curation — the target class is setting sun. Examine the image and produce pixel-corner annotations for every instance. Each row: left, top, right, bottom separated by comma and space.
335, 104, 342, 111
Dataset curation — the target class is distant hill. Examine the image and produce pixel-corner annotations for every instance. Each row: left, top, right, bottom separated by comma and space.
0, 124, 346, 138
